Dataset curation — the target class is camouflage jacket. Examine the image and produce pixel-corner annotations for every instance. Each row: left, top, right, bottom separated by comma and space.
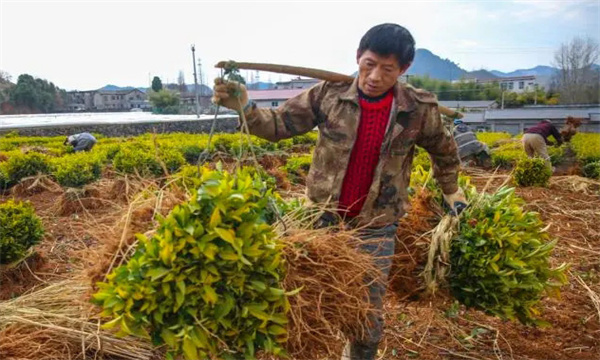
244, 77, 460, 226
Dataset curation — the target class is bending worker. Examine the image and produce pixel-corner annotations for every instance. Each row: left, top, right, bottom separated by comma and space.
453, 119, 491, 167
64, 132, 97, 152
522, 119, 562, 168
213, 23, 467, 360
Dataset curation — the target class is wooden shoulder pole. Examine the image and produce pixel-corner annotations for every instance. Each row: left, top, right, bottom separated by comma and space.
215, 60, 464, 119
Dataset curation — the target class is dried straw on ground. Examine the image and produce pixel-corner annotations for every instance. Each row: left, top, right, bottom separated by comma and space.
0, 179, 179, 360
550, 175, 600, 195
0, 280, 155, 360
10, 175, 62, 197
53, 187, 105, 216
85, 179, 186, 284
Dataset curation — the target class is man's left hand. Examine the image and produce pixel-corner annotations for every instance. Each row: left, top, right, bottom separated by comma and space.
443, 188, 468, 216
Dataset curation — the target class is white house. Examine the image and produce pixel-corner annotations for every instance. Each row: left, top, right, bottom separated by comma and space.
477, 75, 538, 93
94, 89, 149, 110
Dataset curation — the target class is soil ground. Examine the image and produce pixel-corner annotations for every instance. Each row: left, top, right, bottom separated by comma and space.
1, 166, 599, 360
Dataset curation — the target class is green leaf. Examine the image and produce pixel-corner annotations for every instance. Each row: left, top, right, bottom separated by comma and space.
184, 224, 195, 235
203, 243, 218, 260
175, 291, 185, 309
214, 294, 235, 319
119, 317, 133, 335
190, 327, 208, 348
146, 267, 170, 281
269, 287, 285, 296
182, 337, 199, 360
284, 286, 304, 296
228, 193, 245, 201
270, 313, 289, 325
176, 280, 186, 296
100, 315, 122, 330
203, 285, 218, 305
248, 308, 270, 321
209, 208, 221, 228
214, 227, 236, 244
249, 280, 267, 292
161, 328, 177, 347
267, 324, 287, 336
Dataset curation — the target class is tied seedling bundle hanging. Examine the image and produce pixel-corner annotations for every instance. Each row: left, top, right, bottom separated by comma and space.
93, 166, 293, 360
92, 165, 380, 360
406, 167, 569, 325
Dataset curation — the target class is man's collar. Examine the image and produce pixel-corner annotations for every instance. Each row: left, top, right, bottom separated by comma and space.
339, 77, 417, 113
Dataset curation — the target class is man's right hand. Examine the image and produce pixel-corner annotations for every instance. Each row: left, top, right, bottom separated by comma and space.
212, 78, 249, 113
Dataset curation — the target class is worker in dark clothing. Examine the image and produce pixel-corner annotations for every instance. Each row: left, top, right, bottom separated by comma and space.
64, 132, 97, 152
453, 119, 491, 167
522, 119, 562, 168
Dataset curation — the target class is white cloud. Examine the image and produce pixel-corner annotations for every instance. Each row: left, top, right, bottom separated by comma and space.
510, 0, 595, 20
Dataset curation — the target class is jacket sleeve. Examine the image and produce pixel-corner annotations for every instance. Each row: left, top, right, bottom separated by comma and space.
416, 104, 461, 195
550, 125, 563, 145
242, 82, 327, 142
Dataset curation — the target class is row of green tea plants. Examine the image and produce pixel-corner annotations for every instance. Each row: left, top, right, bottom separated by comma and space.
1, 131, 598, 193
0, 132, 319, 191
476, 132, 600, 179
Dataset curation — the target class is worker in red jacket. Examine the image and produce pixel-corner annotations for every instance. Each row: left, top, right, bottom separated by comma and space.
522, 119, 562, 169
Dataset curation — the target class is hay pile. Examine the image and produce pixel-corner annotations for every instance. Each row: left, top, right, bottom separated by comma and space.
0, 280, 155, 360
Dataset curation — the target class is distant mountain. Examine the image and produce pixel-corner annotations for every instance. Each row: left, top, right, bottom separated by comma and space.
98, 84, 147, 92
406, 49, 467, 81
465, 69, 499, 81
490, 65, 558, 78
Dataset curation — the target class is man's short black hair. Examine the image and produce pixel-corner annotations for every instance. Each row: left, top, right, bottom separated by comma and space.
358, 23, 416, 66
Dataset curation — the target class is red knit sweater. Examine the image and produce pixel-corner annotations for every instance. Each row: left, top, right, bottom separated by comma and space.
338, 91, 393, 217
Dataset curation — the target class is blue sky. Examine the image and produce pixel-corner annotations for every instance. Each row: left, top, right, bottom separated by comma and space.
1, 0, 598, 90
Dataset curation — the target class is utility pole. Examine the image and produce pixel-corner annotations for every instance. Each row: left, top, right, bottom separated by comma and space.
191, 44, 200, 118
198, 58, 204, 109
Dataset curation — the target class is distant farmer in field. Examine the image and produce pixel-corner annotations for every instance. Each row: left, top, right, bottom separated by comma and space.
213, 23, 466, 360
64, 132, 97, 152
522, 119, 562, 168
452, 119, 491, 168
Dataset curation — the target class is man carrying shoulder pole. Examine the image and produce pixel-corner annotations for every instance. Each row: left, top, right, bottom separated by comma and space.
213, 23, 467, 360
